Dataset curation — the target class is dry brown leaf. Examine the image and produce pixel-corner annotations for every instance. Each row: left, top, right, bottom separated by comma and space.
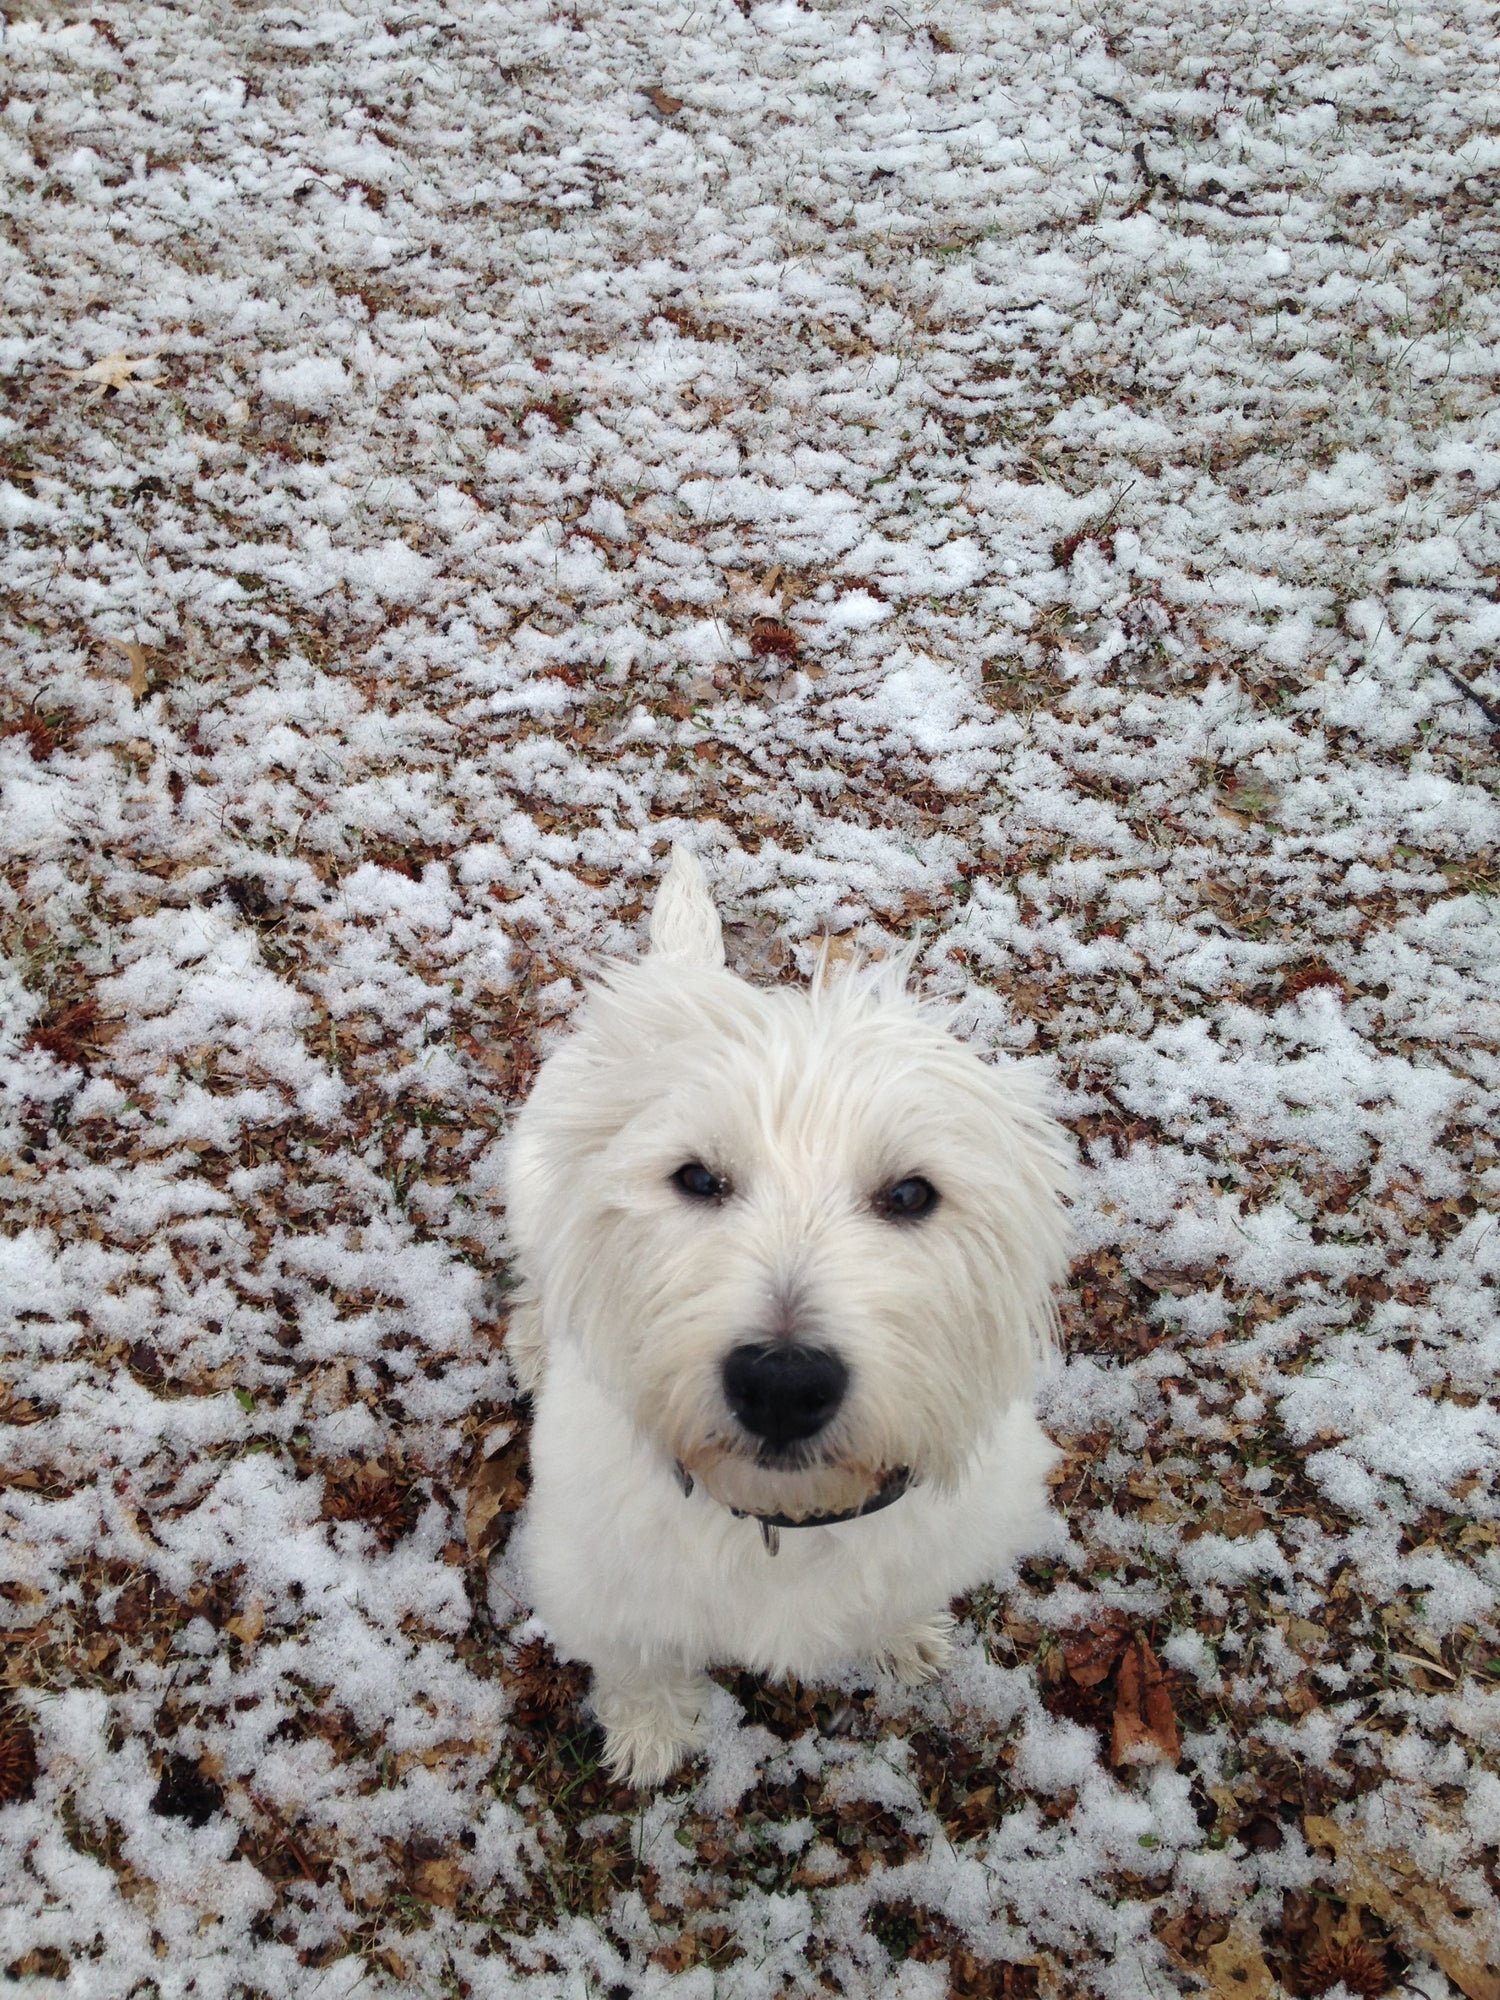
225, 1600, 265, 1646
1213, 771, 1282, 821
62, 351, 156, 395
1203, 1921, 1276, 1999
1063, 1619, 1128, 1690
102, 636, 151, 701
645, 84, 684, 116
464, 1431, 527, 1557
1280, 1617, 1326, 1654
1110, 1635, 1181, 1767
6, 1952, 69, 1980
817, 932, 863, 976
1305, 1816, 1499, 2000
320, 1458, 416, 1547
1216, 1505, 1270, 1539
1133, 1262, 1209, 1297
410, 1856, 467, 1908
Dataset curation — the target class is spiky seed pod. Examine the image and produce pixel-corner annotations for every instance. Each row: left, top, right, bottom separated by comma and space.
1303, 1938, 1390, 2000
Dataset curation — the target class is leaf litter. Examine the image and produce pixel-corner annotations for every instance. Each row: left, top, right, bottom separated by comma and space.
1, 0, 1498, 1995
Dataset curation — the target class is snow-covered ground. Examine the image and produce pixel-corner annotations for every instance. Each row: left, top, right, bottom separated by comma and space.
2, 1, 1498, 1993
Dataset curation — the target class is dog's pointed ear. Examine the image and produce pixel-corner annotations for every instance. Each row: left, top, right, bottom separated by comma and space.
648, 845, 725, 966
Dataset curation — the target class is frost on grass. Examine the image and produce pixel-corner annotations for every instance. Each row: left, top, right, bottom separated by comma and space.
2, 0, 1498, 1995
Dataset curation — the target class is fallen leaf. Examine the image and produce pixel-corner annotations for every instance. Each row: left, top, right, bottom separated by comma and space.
26, 990, 120, 1071
1204, 1922, 1276, 1998
1216, 1504, 1269, 1539
1064, 1618, 1129, 1690
225, 1600, 265, 1646
817, 932, 862, 975
1110, 1634, 1180, 1767
61, 351, 156, 396
1281, 1617, 1326, 1654
103, 636, 151, 701
410, 1856, 467, 1908
749, 617, 801, 662
464, 1431, 528, 1557
645, 84, 684, 116
5, 1953, 69, 1980
1134, 1261, 1210, 1297
1213, 773, 1282, 824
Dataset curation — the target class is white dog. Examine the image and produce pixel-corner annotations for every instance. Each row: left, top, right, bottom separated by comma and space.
503, 847, 1071, 1785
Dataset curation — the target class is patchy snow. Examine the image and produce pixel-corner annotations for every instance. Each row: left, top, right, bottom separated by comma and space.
1, 0, 1497, 1994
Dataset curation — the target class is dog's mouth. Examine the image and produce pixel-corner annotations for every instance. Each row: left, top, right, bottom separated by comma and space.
676, 1440, 901, 1524
753, 1438, 822, 1473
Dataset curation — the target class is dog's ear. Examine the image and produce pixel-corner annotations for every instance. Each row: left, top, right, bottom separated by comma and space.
648, 844, 725, 966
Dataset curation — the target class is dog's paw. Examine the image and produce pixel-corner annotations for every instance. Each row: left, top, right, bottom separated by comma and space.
594, 1671, 712, 1788
877, 1612, 955, 1685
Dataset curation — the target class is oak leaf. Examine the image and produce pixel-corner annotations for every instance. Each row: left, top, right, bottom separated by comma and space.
62, 351, 156, 396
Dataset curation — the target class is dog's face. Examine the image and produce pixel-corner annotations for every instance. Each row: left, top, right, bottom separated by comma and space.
504, 851, 1071, 1521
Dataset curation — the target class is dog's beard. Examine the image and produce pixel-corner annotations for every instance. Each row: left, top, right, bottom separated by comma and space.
673, 1439, 902, 1522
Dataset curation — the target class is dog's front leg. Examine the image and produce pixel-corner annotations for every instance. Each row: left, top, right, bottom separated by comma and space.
875, 1609, 956, 1684
590, 1652, 713, 1787
504, 1287, 547, 1397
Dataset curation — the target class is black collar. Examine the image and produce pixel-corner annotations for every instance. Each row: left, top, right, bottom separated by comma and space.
674, 1462, 913, 1554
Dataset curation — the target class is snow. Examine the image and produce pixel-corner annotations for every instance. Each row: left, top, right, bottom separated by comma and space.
2, 0, 1497, 1992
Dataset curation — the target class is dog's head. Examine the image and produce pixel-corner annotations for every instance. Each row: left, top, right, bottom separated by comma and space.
504, 847, 1071, 1520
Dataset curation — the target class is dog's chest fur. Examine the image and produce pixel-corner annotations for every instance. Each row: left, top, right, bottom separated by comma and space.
521, 1340, 1057, 1680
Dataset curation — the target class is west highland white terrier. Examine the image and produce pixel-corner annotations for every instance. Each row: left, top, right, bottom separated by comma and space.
503, 847, 1071, 1785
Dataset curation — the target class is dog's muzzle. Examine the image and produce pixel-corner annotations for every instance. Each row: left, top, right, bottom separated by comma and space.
720, 1342, 848, 1449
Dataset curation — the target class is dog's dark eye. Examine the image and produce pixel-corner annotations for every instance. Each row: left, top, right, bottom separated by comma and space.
672, 1161, 727, 1202
876, 1175, 939, 1221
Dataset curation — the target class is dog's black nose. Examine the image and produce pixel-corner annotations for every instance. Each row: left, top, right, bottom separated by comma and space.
721, 1343, 848, 1447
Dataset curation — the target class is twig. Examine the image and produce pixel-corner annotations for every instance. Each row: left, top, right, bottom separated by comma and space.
1440, 665, 1500, 731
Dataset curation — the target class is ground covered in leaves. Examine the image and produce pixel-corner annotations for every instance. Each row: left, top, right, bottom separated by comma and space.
2, 0, 1499, 1994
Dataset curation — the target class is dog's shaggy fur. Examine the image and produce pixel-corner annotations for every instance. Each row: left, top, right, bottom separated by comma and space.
504, 849, 1071, 1784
